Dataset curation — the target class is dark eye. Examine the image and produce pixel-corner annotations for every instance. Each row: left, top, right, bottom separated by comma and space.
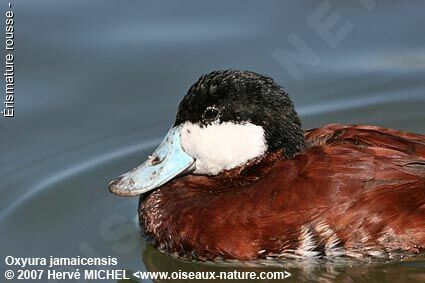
202, 107, 219, 121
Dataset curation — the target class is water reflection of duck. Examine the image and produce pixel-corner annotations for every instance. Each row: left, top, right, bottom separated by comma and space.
109, 70, 425, 261
140, 244, 425, 283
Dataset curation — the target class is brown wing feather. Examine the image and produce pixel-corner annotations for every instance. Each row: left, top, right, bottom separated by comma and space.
140, 124, 425, 260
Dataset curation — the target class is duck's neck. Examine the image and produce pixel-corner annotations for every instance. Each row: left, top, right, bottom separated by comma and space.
211, 149, 286, 187
266, 124, 306, 159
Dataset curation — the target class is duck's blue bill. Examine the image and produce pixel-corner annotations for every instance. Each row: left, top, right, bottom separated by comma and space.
109, 126, 195, 196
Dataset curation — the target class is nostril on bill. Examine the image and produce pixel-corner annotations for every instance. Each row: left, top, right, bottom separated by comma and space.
149, 155, 163, 166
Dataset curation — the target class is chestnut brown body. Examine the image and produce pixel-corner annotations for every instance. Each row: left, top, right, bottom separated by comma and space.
139, 124, 425, 260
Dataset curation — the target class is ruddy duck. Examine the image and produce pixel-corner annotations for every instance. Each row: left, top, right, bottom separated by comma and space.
109, 70, 425, 260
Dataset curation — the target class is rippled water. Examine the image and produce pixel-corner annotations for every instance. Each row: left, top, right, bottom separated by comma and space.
1, 1, 424, 282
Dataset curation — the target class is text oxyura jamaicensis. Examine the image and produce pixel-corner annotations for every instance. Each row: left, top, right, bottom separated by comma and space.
109, 70, 425, 260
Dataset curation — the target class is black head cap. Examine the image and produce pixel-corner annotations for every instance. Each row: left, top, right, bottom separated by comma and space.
174, 70, 306, 158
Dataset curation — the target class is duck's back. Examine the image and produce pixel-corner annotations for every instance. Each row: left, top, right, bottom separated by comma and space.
303, 124, 425, 186
293, 124, 425, 258
140, 124, 425, 260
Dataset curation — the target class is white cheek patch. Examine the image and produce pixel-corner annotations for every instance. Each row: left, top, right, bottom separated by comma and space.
180, 121, 267, 175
